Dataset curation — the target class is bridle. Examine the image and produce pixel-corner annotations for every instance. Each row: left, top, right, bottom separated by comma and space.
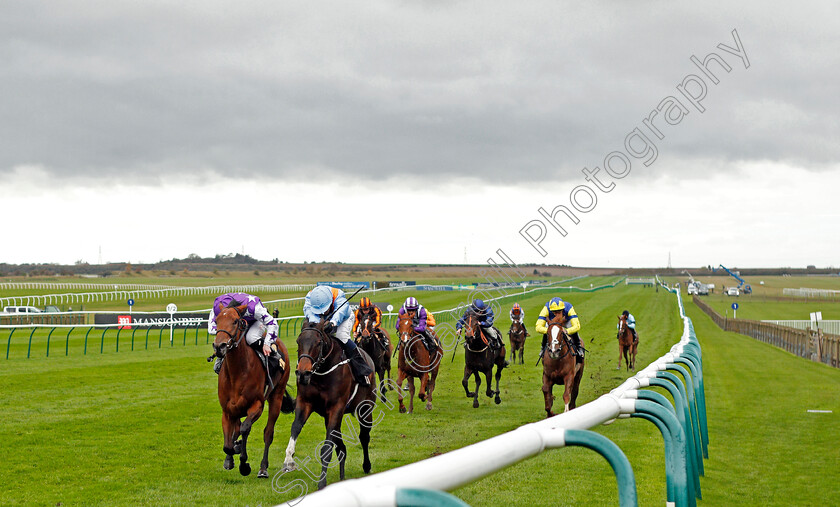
546, 318, 571, 360
297, 325, 337, 375
214, 312, 248, 356
463, 313, 488, 353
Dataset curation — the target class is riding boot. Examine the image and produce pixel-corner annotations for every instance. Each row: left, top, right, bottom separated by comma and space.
269, 342, 286, 371
572, 335, 584, 359
213, 357, 224, 374
342, 340, 373, 385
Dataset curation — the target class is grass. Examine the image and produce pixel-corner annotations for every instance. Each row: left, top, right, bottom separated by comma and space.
3, 279, 839, 506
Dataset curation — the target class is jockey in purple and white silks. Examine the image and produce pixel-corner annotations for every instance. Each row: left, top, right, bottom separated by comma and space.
208, 292, 279, 374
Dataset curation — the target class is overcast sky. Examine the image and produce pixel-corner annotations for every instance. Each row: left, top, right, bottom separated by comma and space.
2, 1, 838, 268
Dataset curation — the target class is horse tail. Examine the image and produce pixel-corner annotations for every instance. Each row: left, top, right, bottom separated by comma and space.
281, 389, 296, 414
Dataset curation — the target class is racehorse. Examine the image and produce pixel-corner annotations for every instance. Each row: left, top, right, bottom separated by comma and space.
507, 320, 528, 365
541, 312, 584, 417
211, 302, 294, 478
617, 314, 638, 371
282, 321, 376, 490
357, 316, 393, 402
395, 312, 441, 413
461, 312, 506, 408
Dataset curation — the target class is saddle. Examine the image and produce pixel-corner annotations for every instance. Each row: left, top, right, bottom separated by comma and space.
251, 342, 287, 397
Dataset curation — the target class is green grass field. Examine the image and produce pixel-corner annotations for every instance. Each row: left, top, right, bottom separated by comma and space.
2, 278, 839, 506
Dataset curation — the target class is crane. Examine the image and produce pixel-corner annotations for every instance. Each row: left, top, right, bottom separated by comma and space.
719, 264, 752, 294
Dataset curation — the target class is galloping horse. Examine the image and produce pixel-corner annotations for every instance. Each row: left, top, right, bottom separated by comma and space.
541, 313, 584, 417
282, 321, 376, 490
395, 313, 441, 413
211, 303, 294, 478
357, 316, 393, 401
617, 314, 638, 371
461, 312, 506, 408
507, 320, 528, 365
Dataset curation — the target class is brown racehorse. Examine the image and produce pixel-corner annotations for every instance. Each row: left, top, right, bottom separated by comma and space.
508, 320, 528, 365
211, 303, 294, 478
541, 313, 585, 417
395, 312, 441, 413
357, 315, 393, 402
281, 321, 376, 490
461, 312, 507, 408
617, 314, 638, 371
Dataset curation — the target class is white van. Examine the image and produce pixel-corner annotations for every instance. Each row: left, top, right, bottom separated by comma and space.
1, 306, 43, 315
726, 287, 740, 297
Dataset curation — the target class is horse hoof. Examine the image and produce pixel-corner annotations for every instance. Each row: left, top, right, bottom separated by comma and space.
223, 456, 234, 470
466, 392, 475, 398
495, 396, 501, 405
239, 463, 252, 476
399, 406, 406, 414
546, 411, 555, 418
233, 440, 243, 454
418, 393, 426, 402
258, 469, 269, 479
486, 391, 493, 398
473, 399, 479, 408
425, 402, 433, 411
281, 462, 296, 473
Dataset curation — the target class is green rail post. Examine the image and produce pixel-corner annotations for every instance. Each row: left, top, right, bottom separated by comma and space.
159, 328, 163, 348
84, 327, 93, 355
65, 328, 73, 356
678, 347, 709, 455
145, 326, 151, 350
195, 325, 199, 345
633, 399, 692, 507
564, 429, 638, 507
116, 327, 121, 352
101, 328, 108, 354
6, 328, 17, 359
633, 390, 678, 505
47, 327, 57, 357
656, 371, 700, 499
395, 489, 470, 507
27, 327, 37, 358
131, 328, 138, 351
666, 363, 704, 477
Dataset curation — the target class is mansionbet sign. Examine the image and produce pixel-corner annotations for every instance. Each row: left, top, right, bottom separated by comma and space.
95, 312, 208, 329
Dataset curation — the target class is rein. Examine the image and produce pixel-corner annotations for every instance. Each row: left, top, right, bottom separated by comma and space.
297, 327, 341, 376
216, 317, 247, 351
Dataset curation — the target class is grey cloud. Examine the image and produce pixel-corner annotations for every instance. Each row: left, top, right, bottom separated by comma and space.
1, 1, 838, 185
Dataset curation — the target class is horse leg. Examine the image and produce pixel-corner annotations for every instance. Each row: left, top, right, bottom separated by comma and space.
472, 371, 481, 408
617, 343, 623, 370
542, 375, 555, 418
318, 410, 344, 490
461, 365, 475, 398
396, 370, 408, 413
359, 403, 372, 473
407, 376, 416, 414
258, 392, 283, 478
562, 375, 573, 413
236, 399, 264, 476
425, 366, 438, 411
570, 363, 585, 410
418, 371, 428, 402
484, 367, 494, 398
282, 401, 313, 472
376, 366, 387, 403
493, 362, 503, 405
221, 412, 237, 470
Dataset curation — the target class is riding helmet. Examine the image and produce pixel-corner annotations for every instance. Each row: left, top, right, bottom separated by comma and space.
360, 297, 372, 308
308, 286, 334, 314
404, 297, 419, 310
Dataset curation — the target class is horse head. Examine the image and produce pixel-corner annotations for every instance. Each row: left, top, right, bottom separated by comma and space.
397, 312, 416, 345
462, 311, 485, 347
296, 321, 332, 386
546, 312, 570, 360
618, 314, 629, 334
213, 302, 248, 359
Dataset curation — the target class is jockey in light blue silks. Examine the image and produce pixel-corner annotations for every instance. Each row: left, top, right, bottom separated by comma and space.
304, 285, 373, 385
617, 310, 638, 343
208, 292, 280, 374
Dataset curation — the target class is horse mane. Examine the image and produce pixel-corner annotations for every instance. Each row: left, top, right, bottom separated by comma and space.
226, 298, 243, 309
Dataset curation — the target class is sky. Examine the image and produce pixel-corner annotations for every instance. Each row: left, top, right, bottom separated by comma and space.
2, 1, 838, 268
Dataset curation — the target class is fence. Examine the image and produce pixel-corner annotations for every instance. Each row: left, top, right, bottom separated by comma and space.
0, 276, 615, 360
760, 320, 840, 336
282, 278, 708, 507
782, 287, 840, 299
692, 296, 840, 368
625, 277, 656, 285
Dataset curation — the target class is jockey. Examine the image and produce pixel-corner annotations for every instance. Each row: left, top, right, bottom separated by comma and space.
535, 297, 584, 359
617, 310, 638, 343
304, 285, 373, 385
457, 299, 504, 351
396, 296, 439, 352
208, 292, 280, 374
354, 297, 388, 348
509, 303, 525, 324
